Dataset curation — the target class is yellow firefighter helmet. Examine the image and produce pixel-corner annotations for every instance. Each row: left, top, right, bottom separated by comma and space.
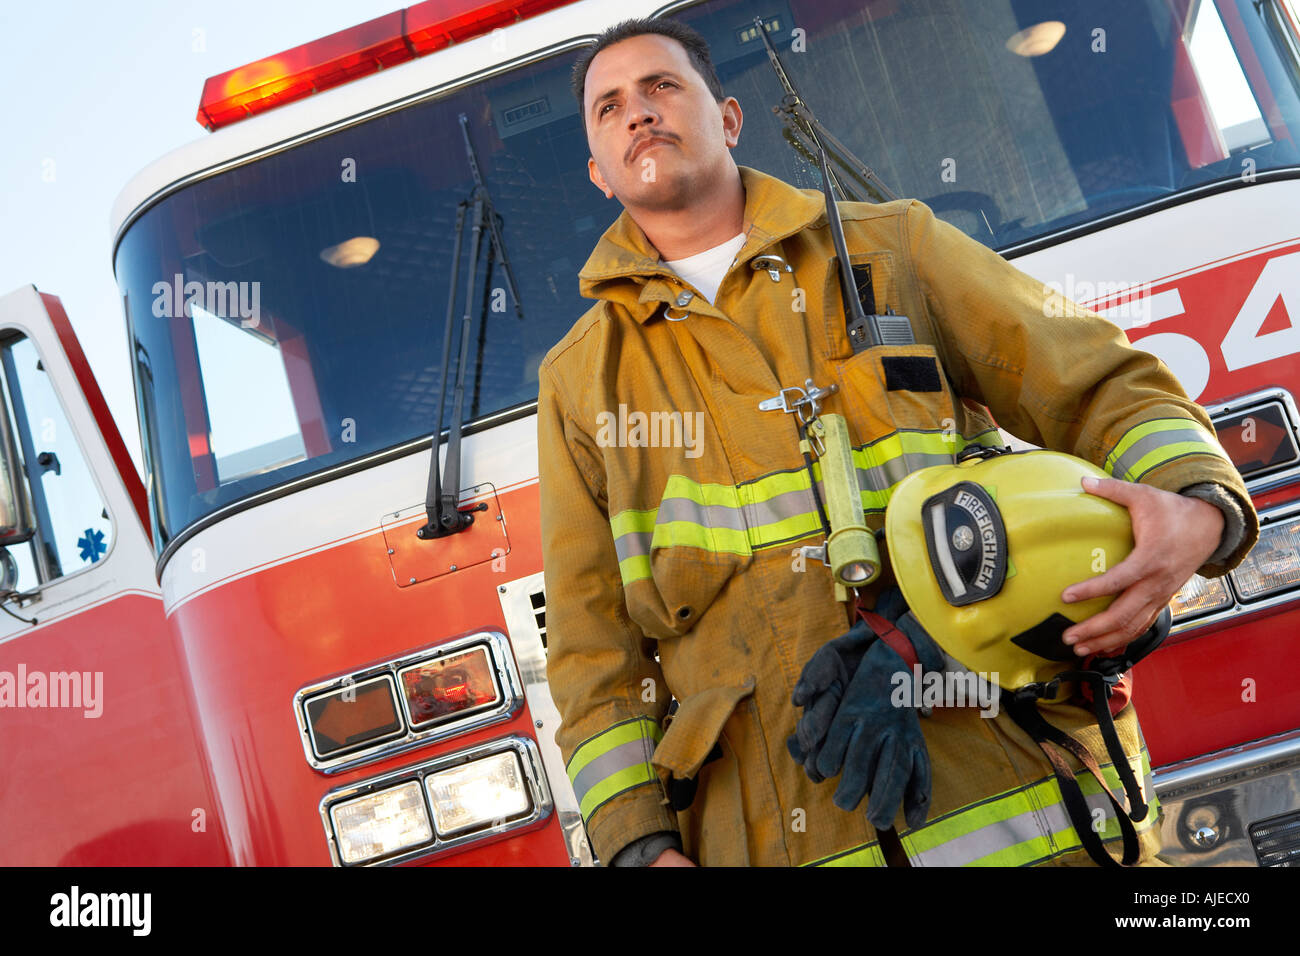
884, 446, 1134, 692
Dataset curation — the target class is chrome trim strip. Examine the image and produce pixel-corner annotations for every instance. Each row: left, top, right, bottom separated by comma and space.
318, 734, 553, 867
1154, 729, 1300, 801
1204, 386, 1300, 495
293, 628, 525, 775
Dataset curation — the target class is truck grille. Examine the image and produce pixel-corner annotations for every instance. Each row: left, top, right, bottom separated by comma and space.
1250, 810, 1300, 866
529, 586, 546, 651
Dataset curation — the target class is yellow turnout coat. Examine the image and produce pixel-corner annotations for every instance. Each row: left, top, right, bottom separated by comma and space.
536, 165, 1255, 867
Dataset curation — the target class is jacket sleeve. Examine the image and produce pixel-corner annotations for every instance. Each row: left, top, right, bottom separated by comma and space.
536, 357, 678, 864
901, 199, 1258, 576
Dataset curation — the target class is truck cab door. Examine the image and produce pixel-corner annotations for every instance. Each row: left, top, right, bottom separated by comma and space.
0, 284, 229, 865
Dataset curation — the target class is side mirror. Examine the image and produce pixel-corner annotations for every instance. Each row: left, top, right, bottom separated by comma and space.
0, 547, 17, 596
0, 378, 36, 547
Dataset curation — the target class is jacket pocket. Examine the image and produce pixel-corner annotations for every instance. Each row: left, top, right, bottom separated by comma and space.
620, 477, 753, 640
653, 682, 755, 780
652, 681, 756, 867
836, 343, 959, 441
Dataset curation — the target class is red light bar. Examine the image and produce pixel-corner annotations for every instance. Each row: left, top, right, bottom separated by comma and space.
196, 0, 579, 131
196, 12, 410, 131
405, 0, 575, 55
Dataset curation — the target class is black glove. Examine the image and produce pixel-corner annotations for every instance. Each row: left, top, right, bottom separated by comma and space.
788, 588, 945, 830
815, 618, 941, 830
787, 617, 874, 782
787, 587, 910, 777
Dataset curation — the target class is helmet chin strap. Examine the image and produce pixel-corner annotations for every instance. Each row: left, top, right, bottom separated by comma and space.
1003, 608, 1172, 867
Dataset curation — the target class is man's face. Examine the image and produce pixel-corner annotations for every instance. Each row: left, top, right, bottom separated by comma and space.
582, 33, 741, 212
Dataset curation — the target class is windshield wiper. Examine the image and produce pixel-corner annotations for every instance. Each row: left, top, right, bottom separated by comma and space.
418, 114, 524, 540
753, 18, 898, 206
754, 17, 912, 350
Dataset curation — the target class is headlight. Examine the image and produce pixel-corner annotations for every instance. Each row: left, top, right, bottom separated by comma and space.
330, 781, 433, 864
1233, 515, 1300, 601
424, 751, 532, 837
320, 737, 551, 866
1169, 573, 1233, 620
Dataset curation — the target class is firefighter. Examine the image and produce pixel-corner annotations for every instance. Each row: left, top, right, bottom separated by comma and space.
537, 17, 1257, 867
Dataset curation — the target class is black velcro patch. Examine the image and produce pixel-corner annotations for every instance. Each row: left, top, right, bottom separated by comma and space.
883, 356, 942, 392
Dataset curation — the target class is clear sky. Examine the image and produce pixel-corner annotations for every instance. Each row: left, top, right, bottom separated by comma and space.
0, 0, 410, 479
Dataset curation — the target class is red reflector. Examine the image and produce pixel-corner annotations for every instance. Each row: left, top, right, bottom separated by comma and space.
196, 1, 580, 130
399, 645, 500, 727
196, 11, 412, 130
405, 0, 576, 55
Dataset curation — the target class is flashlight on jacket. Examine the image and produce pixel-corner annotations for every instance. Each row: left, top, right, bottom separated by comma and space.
816, 413, 881, 587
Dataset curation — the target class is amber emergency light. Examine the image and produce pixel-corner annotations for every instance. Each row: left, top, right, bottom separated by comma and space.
196, 0, 578, 130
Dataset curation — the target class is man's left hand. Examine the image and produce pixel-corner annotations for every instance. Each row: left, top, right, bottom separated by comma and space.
1060, 476, 1224, 657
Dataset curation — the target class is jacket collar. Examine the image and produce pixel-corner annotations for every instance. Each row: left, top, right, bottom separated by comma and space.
577, 165, 827, 323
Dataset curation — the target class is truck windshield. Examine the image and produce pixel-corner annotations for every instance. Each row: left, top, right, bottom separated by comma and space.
115, 0, 1300, 551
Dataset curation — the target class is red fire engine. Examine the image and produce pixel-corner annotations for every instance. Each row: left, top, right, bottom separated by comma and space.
1, 0, 1298, 866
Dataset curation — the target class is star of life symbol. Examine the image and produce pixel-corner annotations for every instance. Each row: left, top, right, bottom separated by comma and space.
78, 528, 106, 563
951, 525, 974, 552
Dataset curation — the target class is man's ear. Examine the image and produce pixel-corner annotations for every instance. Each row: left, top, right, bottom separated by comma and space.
721, 97, 743, 149
588, 156, 614, 199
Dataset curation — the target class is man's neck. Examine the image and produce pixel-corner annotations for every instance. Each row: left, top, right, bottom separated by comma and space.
632, 167, 747, 261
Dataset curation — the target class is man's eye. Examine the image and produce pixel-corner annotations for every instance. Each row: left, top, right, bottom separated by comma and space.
599, 102, 617, 117
656, 81, 675, 90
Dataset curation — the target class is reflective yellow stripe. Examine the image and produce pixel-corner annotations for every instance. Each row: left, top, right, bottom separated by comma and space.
1124, 441, 1225, 481
804, 843, 888, 867
566, 718, 663, 822
900, 748, 1158, 867
650, 521, 751, 554
609, 428, 1000, 586
748, 510, 825, 546
618, 554, 652, 585
738, 468, 813, 504
610, 508, 656, 538
1105, 418, 1225, 481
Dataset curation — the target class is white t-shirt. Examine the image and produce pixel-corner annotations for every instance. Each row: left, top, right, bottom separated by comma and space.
663, 232, 747, 306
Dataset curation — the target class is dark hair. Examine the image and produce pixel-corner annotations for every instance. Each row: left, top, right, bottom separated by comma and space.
571, 18, 725, 126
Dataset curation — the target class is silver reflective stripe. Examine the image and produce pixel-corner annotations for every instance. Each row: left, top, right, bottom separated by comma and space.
570, 738, 657, 807
608, 429, 1001, 562
613, 530, 653, 563
1111, 427, 1211, 481
612, 485, 824, 562
740, 485, 820, 527
911, 802, 1059, 867
857, 451, 956, 492
656, 496, 748, 531
909, 770, 1157, 867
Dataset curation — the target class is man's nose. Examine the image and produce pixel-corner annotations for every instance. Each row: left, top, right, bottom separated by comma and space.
626, 93, 659, 131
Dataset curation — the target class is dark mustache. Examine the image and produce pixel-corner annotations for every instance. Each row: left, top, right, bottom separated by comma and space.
626, 132, 679, 164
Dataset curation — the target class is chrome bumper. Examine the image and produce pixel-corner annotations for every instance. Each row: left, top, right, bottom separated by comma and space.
1154, 728, 1300, 866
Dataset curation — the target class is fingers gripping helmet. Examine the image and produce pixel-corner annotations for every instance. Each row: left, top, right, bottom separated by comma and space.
884, 445, 1170, 866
